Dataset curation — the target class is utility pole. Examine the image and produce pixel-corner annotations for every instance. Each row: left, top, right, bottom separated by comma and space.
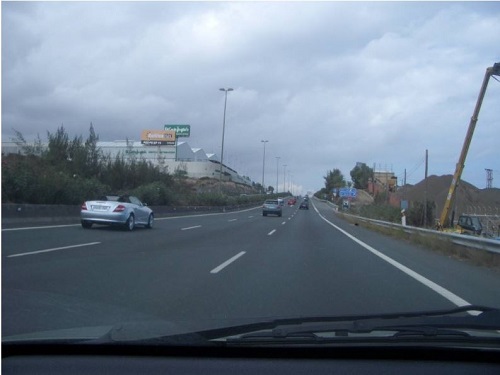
276, 156, 280, 194
219, 88, 233, 193
283, 164, 287, 194
424, 149, 428, 227
261, 140, 268, 194
403, 168, 407, 202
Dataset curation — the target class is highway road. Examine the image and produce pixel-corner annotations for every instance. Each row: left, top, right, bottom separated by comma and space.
3, 198, 500, 337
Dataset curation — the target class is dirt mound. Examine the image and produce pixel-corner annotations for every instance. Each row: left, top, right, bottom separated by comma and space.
478, 188, 500, 206
400, 175, 499, 216
356, 189, 375, 205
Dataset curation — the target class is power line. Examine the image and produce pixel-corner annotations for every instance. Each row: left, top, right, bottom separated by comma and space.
398, 156, 425, 185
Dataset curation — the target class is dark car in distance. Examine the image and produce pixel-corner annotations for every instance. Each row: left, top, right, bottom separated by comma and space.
299, 200, 309, 210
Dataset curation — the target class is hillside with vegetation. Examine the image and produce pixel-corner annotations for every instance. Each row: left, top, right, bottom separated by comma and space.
2, 126, 268, 207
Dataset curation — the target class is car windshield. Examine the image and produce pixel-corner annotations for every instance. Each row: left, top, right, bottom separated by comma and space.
2, 0, 500, 351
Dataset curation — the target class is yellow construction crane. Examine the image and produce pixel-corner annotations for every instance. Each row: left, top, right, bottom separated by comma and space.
437, 62, 500, 230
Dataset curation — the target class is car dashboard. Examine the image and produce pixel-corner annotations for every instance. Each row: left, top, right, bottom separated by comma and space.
3, 343, 500, 374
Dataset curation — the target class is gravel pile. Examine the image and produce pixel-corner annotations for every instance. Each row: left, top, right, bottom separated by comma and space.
400, 175, 500, 216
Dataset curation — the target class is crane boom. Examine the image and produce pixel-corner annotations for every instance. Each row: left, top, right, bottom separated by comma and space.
438, 63, 500, 229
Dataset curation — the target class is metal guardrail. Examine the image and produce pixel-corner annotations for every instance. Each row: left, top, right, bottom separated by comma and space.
276, 197, 499, 255
344, 213, 500, 255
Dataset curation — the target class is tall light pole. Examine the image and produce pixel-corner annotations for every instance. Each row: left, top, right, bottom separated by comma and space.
275, 156, 280, 194
283, 164, 287, 194
261, 140, 268, 194
219, 88, 233, 193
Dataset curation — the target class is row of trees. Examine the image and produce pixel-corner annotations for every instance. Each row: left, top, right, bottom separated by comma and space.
319, 163, 375, 196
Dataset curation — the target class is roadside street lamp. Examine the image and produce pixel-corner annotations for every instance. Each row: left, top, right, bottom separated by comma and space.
261, 140, 268, 194
283, 164, 287, 194
276, 156, 280, 194
219, 88, 233, 193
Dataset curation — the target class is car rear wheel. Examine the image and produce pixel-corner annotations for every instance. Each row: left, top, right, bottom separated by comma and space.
263, 212, 267, 216
125, 214, 135, 231
81, 220, 92, 229
146, 213, 154, 229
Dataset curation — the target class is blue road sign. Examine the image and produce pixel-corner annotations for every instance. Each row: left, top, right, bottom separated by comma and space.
339, 188, 357, 198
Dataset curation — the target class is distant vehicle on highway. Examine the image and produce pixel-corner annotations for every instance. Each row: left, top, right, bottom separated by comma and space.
299, 201, 309, 210
277, 198, 284, 206
80, 195, 154, 231
262, 200, 282, 217
288, 198, 297, 206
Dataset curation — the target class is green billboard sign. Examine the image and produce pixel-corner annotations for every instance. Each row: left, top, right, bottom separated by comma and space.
164, 124, 190, 137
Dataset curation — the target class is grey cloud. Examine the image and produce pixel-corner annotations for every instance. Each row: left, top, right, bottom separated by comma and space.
2, 2, 499, 191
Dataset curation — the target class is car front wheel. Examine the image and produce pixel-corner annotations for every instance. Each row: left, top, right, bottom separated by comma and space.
146, 213, 154, 229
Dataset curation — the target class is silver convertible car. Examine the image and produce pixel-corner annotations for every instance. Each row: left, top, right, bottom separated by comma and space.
80, 195, 154, 230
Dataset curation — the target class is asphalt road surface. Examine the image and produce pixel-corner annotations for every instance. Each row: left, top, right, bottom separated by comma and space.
3, 198, 500, 337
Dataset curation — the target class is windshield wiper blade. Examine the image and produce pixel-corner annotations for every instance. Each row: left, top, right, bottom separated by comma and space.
211, 305, 500, 343
266, 305, 498, 326
226, 326, 473, 344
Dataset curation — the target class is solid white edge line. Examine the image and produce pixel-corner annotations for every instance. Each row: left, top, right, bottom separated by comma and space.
313, 201, 477, 315
268, 229, 277, 236
228, 219, 237, 222
2, 224, 80, 232
181, 225, 202, 231
7, 242, 101, 258
210, 251, 246, 274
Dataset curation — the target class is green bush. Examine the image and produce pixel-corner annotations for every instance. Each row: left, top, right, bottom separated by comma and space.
131, 182, 175, 205
191, 192, 228, 206
65, 176, 110, 204
407, 201, 436, 228
358, 204, 401, 223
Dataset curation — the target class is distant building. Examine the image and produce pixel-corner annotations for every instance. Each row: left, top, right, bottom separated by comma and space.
367, 170, 398, 194
373, 171, 397, 191
367, 170, 400, 207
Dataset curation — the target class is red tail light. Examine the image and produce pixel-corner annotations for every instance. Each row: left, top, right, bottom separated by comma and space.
113, 205, 126, 212
81, 202, 87, 210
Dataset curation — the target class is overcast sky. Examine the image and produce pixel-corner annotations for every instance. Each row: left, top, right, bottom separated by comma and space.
2, 1, 500, 194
